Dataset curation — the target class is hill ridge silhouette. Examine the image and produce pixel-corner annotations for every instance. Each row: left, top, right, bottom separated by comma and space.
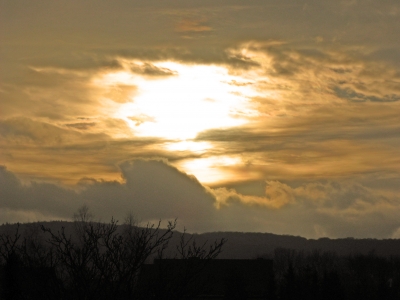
1, 221, 400, 258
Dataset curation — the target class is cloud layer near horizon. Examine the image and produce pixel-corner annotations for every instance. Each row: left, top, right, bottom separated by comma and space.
1, 160, 399, 239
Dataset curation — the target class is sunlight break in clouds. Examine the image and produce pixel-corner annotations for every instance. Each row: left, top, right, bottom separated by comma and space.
2, 0, 400, 238
178, 155, 246, 185
96, 61, 260, 141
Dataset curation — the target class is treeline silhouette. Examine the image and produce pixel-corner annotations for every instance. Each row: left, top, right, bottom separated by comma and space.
0, 207, 226, 300
1, 208, 400, 299
199, 232, 400, 258
265, 248, 400, 300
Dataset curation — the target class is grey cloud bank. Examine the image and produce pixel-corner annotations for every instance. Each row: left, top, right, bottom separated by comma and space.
1, 160, 400, 239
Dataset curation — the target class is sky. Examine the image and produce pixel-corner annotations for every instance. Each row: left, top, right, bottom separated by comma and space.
1, 0, 400, 238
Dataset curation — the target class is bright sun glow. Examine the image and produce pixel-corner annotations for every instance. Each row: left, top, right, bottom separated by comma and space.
177, 156, 243, 184
94, 60, 263, 181
164, 140, 212, 152
96, 61, 259, 141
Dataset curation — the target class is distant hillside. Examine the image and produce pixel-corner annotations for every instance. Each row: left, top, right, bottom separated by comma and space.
198, 232, 400, 258
1, 222, 400, 259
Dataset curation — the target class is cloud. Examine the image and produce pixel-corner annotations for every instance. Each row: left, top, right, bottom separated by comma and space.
0, 165, 80, 218
0, 117, 86, 145
210, 181, 295, 209
0, 117, 175, 184
128, 115, 156, 126
194, 112, 400, 181
1, 67, 104, 121
209, 178, 400, 237
190, 41, 400, 183
129, 62, 178, 77
1, 161, 400, 238
65, 122, 97, 130
2, 0, 400, 239
0, 161, 218, 231
334, 87, 400, 103
392, 228, 400, 239
101, 84, 138, 104
211, 179, 399, 214
232, 42, 400, 101
2, 39, 400, 195
175, 18, 212, 33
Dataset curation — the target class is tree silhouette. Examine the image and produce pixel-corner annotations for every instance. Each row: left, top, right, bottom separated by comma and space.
40, 210, 176, 300
0, 207, 226, 300
143, 228, 226, 300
